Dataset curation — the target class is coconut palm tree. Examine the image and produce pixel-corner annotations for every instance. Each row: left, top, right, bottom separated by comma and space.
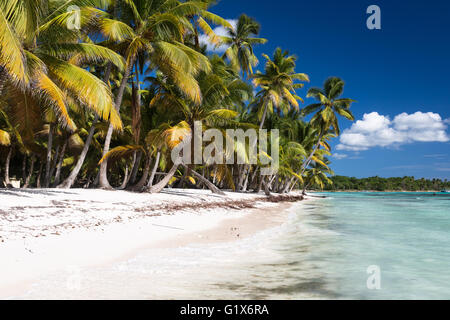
301, 77, 356, 173
251, 48, 309, 130
97, 0, 231, 189
0, 0, 123, 132
221, 14, 267, 76
302, 161, 334, 195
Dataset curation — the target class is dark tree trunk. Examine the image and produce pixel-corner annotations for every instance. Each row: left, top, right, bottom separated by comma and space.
49, 143, 60, 185
0, 67, 6, 96
36, 161, 43, 188
4, 147, 12, 186
23, 155, 35, 188
22, 155, 27, 184
53, 138, 68, 186
44, 123, 54, 188
130, 155, 151, 191
129, 151, 142, 186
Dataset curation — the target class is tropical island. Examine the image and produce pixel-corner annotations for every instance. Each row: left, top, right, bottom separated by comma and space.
323, 176, 450, 192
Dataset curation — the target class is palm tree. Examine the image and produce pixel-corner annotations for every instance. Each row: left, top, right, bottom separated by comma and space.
220, 14, 267, 76
244, 48, 308, 192
0, 0, 123, 131
97, 0, 230, 189
301, 77, 355, 173
252, 48, 309, 130
0, 0, 125, 190
302, 161, 334, 195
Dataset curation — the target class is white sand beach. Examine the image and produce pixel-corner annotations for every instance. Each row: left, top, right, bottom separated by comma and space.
0, 188, 305, 299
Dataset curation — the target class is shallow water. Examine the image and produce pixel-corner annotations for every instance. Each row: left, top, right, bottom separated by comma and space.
21, 192, 450, 299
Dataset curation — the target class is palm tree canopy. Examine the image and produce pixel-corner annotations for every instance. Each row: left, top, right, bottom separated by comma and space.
303, 76, 356, 135
221, 14, 267, 76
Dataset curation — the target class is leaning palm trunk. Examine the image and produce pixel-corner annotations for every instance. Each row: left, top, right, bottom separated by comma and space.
57, 115, 99, 189
301, 131, 324, 174
99, 57, 136, 189
58, 65, 112, 189
146, 163, 179, 194
259, 98, 269, 130
302, 182, 311, 195
118, 166, 129, 190
147, 151, 161, 188
282, 176, 296, 193
181, 164, 225, 195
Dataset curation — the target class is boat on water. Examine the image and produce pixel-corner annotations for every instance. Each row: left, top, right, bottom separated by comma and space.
440, 190, 449, 193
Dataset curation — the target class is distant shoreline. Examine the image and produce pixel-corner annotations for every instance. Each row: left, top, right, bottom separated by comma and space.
317, 190, 447, 193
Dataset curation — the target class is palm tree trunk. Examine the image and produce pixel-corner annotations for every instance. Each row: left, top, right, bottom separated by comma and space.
58, 64, 112, 189
301, 131, 324, 174
36, 161, 43, 188
118, 166, 129, 190
262, 176, 271, 196
282, 176, 295, 193
53, 138, 68, 186
182, 164, 225, 195
49, 144, 60, 184
4, 147, 12, 186
259, 99, 269, 130
0, 67, 6, 96
146, 163, 179, 194
302, 182, 311, 195
22, 155, 27, 185
99, 57, 136, 189
130, 155, 151, 191
129, 151, 142, 185
57, 115, 99, 189
23, 155, 35, 188
44, 123, 54, 187
147, 151, 160, 188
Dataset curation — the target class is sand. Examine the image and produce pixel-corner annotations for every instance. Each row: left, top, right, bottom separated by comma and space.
0, 188, 305, 299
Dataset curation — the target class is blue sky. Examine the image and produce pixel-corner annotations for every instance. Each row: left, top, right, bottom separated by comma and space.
207, 0, 450, 179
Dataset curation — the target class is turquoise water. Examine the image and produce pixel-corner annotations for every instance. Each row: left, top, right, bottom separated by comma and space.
293, 192, 450, 299
21, 192, 450, 299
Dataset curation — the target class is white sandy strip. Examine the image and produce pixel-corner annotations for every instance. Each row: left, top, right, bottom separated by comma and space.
0, 188, 296, 298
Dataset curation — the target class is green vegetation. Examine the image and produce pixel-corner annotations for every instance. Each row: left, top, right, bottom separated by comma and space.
324, 176, 450, 192
1, 0, 357, 194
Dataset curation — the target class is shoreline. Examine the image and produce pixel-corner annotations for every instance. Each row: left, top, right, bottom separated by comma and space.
0, 188, 305, 299
316, 190, 446, 193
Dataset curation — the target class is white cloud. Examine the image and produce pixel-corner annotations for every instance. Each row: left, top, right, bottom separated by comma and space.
198, 19, 237, 53
336, 111, 449, 151
332, 153, 348, 160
